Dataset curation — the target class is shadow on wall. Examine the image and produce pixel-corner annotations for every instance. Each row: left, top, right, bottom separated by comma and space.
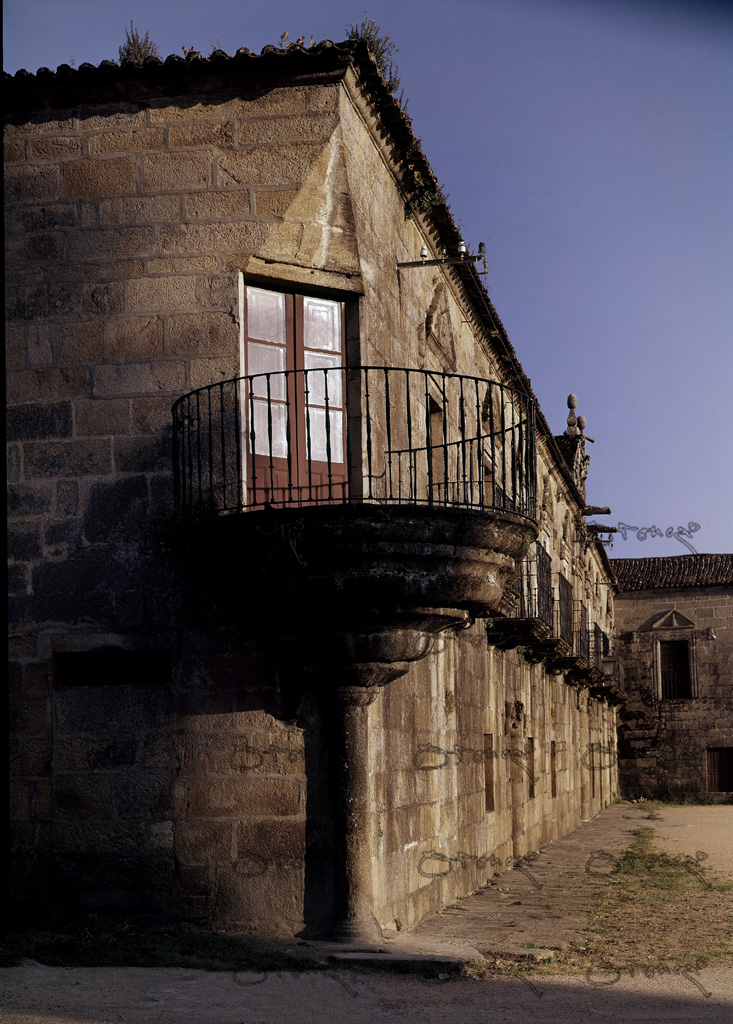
13, 630, 342, 938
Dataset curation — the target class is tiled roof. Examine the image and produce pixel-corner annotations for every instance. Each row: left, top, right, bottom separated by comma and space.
4, 41, 364, 109
611, 554, 733, 592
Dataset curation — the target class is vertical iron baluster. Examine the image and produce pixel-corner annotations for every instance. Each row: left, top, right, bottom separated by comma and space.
459, 377, 466, 506
292, 367, 302, 507
248, 378, 257, 507
234, 377, 243, 511
195, 391, 202, 517
207, 386, 214, 512
489, 380, 495, 507
186, 394, 193, 519
219, 382, 227, 511
473, 380, 481, 508
531, 401, 537, 518
345, 366, 353, 505
266, 374, 275, 502
384, 368, 392, 501
510, 396, 516, 511
305, 369, 313, 503
285, 369, 293, 506
528, 398, 534, 517
364, 369, 373, 499
518, 395, 524, 517
441, 374, 448, 506
405, 370, 413, 504
324, 367, 332, 500
454, 442, 459, 507
424, 372, 433, 505
500, 386, 507, 510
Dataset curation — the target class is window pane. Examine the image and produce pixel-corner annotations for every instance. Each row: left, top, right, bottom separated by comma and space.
303, 296, 341, 352
305, 407, 344, 463
248, 342, 287, 399
247, 287, 286, 344
252, 399, 288, 459
304, 353, 342, 407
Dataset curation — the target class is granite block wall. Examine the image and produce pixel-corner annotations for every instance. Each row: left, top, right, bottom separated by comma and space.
6, 62, 617, 937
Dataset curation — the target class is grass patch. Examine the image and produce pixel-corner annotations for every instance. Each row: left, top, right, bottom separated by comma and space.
0, 910, 323, 972
632, 796, 724, 808
470, 828, 733, 983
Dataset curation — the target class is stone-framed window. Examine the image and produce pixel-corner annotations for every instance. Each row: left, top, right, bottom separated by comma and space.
484, 734, 495, 812
527, 737, 536, 799
659, 639, 692, 698
550, 739, 557, 798
649, 609, 697, 699
707, 748, 733, 792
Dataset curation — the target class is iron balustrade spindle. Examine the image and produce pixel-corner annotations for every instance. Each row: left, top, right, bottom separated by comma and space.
207, 387, 214, 512
384, 369, 393, 501
364, 370, 373, 499
405, 369, 414, 501
424, 373, 433, 503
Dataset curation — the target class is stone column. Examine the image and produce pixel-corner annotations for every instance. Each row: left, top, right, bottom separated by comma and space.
326, 684, 382, 943
580, 698, 591, 820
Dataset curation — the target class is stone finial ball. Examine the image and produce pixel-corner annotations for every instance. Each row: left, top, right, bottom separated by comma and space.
567, 394, 578, 409
578, 416, 586, 430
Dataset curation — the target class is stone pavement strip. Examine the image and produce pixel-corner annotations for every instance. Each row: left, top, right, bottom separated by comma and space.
336, 802, 671, 964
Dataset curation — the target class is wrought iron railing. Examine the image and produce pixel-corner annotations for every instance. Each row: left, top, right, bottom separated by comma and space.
591, 624, 609, 671
558, 574, 574, 645
503, 552, 612, 670
536, 546, 554, 627
507, 550, 553, 625
577, 604, 590, 663
173, 366, 537, 522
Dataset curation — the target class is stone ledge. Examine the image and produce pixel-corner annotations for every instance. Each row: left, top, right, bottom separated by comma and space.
327, 950, 464, 976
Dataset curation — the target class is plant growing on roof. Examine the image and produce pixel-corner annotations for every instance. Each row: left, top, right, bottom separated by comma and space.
118, 21, 160, 64
346, 12, 401, 94
402, 143, 448, 220
276, 31, 316, 50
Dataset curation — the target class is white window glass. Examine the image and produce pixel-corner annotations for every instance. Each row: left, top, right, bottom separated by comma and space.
303, 296, 341, 353
252, 399, 288, 459
304, 352, 342, 407
306, 407, 344, 464
248, 287, 286, 344
248, 342, 287, 399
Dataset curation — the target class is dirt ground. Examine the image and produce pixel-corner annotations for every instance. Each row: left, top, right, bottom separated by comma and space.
3, 805, 732, 1024
3, 962, 732, 1023
644, 805, 733, 880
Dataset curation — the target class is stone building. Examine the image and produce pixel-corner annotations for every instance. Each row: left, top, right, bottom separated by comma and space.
6, 40, 620, 941
612, 554, 733, 801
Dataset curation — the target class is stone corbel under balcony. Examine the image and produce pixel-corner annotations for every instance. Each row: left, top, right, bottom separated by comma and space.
526, 636, 571, 670
545, 653, 587, 680
484, 616, 552, 654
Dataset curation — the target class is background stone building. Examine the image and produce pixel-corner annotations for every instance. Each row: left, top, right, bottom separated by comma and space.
7, 40, 619, 941
612, 554, 733, 800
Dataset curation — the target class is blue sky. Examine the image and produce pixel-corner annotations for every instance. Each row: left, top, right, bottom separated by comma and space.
5, 0, 732, 556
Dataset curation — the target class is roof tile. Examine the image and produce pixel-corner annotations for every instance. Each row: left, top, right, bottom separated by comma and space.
611, 554, 733, 591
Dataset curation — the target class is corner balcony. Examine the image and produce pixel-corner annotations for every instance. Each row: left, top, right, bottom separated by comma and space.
172, 365, 537, 942
173, 365, 537, 667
